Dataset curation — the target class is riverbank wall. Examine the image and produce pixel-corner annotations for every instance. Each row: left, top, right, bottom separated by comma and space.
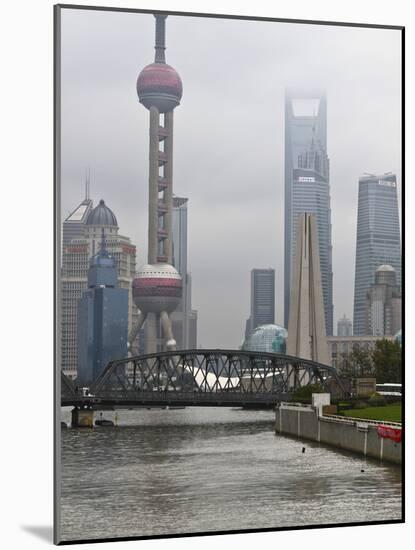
275, 400, 402, 465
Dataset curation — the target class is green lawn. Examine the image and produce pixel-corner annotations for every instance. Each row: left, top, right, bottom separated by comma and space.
341, 404, 402, 423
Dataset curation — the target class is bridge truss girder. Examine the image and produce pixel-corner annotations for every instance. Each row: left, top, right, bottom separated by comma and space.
58, 349, 345, 407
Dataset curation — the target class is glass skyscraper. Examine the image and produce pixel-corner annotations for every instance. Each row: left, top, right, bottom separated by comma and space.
337, 314, 352, 337
62, 184, 93, 248
77, 233, 129, 385
353, 173, 401, 335
61, 196, 137, 379
284, 91, 333, 334
171, 196, 197, 349
246, 268, 275, 338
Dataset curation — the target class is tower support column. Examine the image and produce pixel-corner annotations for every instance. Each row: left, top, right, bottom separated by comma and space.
160, 310, 176, 350
148, 106, 160, 265
164, 111, 174, 264
145, 312, 158, 355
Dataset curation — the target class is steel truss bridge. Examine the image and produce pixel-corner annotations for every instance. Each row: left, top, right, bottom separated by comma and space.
61, 349, 345, 408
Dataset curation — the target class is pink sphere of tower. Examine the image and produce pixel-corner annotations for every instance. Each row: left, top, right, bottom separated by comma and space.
137, 63, 183, 113
132, 263, 182, 314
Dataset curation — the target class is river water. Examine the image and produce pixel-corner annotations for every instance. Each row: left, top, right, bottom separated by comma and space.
59, 407, 402, 542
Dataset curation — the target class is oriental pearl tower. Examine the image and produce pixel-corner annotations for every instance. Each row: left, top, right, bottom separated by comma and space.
129, 14, 183, 354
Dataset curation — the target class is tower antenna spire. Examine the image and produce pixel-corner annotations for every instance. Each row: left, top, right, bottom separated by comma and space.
100, 227, 108, 257
310, 123, 316, 149
84, 168, 91, 200
154, 14, 167, 63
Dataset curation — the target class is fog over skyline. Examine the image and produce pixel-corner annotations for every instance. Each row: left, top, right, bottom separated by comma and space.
60, 8, 401, 348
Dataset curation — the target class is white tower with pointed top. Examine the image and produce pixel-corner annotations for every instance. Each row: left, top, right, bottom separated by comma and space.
287, 213, 330, 366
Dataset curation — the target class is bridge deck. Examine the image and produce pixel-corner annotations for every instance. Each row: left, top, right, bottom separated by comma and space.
61, 390, 288, 408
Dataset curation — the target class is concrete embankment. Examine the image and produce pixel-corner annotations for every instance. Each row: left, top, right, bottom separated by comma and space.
275, 401, 402, 465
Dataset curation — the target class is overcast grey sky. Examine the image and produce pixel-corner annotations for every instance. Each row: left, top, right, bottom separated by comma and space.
60, 8, 401, 348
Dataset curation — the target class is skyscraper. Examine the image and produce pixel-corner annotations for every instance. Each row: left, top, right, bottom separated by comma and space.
246, 269, 275, 338
130, 14, 183, 354
77, 231, 129, 385
365, 264, 401, 336
171, 196, 198, 349
337, 314, 352, 337
62, 181, 93, 248
284, 91, 333, 335
353, 173, 401, 335
61, 198, 137, 379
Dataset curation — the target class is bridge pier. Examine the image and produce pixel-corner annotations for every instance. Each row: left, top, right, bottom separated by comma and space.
71, 407, 94, 428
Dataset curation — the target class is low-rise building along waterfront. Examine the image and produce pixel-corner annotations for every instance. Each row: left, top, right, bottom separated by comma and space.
327, 335, 394, 370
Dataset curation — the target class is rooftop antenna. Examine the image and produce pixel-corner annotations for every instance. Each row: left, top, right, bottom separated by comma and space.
84, 168, 91, 201
100, 227, 108, 257
88, 168, 91, 200
310, 122, 316, 150
154, 14, 167, 63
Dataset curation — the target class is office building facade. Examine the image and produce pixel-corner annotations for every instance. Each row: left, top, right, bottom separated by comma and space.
61, 198, 137, 379
353, 173, 401, 335
171, 196, 198, 349
62, 186, 93, 248
327, 335, 394, 371
337, 314, 352, 337
246, 269, 275, 338
284, 91, 333, 335
365, 264, 401, 337
77, 233, 129, 385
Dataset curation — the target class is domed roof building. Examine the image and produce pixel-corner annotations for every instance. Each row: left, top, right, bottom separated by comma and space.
377, 264, 395, 272
375, 264, 397, 286
242, 324, 288, 354
61, 191, 137, 380
86, 199, 118, 227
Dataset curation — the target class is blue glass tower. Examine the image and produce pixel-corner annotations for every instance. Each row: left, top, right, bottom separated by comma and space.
77, 230, 129, 384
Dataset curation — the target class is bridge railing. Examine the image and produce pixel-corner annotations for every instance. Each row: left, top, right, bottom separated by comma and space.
321, 413, 402, 428
61, 389, 288, 407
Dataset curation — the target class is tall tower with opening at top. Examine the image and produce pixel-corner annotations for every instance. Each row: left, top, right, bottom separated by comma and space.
284, 91, 333, 336
129, 14, 183, 354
